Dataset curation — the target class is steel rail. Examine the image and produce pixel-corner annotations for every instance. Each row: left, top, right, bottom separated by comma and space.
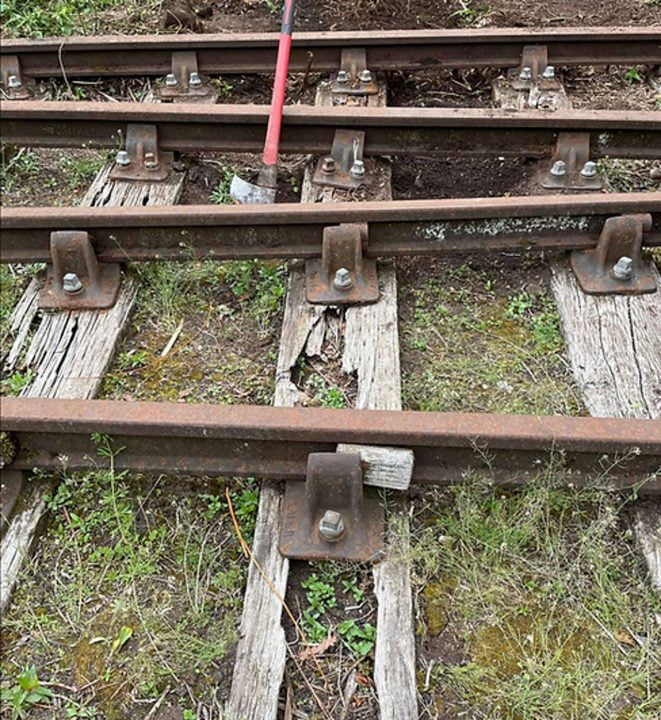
2, 102, 659, 159
1, 28, 659, 78
2, 397, 660, 492
2, 193, 660, 264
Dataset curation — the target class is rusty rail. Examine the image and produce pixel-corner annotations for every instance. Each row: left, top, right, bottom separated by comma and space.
2, 102, 659, 159
2, 193, 660, 264
1, 397, 660, 492
1, 28, 659, 79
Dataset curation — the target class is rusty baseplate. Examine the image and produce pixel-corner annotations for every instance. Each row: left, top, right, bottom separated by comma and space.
305, 223, 379, 304
155, 50, 218, 104
280, 453, 384, 562
39, 230, 121, 310
571, 214, 657, 295
109, 123, 174, 182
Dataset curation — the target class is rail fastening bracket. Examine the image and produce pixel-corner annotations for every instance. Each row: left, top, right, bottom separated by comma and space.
0, 54, 33, 100
155, 50, 218, 104
541, 132, 603, 191
571, 214, 657, 295
494, 44, 570, 112
279, 452, 385, 562
330, 48, 378, 96
312, 129, 367, 190
38, 230, 122, 310
306, 223, 379, 305
109, 123, 174, 182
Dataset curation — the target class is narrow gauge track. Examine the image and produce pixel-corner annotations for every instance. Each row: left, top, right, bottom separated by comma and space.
2, 397, 660, 491
2, 102, 659, 158
1, 27, 659, 78
3, 193, 660, 263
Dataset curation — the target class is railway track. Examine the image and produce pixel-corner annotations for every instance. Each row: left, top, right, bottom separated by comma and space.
1, 21, 660, 720
1, 27, 659, 80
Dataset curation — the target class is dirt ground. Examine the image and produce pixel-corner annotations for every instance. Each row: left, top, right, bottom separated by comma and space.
1, 1, 660, 719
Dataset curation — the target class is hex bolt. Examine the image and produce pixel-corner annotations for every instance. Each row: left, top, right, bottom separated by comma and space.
321, 156, 336, 174
143, 152, 159, 169
318, 509, 345, 542
7, 75, 22, 89
580, 161, 598, 178
62, 272, 83, 294
359, 69, 373, 84
350, 159, 366, 179
165, 73, 178, 87
333, 267, 353, 291
542, 65, 556, 80
550, 160, 567, 177
115, 150, 131, 166
336, 69, 349, 85
189, 71, 202, 87
612, 256, 634, 281
519, 66, 532, 81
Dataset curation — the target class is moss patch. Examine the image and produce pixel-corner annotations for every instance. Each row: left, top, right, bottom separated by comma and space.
399, 257, 584, 415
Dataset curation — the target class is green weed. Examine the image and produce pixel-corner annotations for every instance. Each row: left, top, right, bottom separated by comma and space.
209, 163, 236, 205
0, 666, 53, 719
1, 369, 35, 396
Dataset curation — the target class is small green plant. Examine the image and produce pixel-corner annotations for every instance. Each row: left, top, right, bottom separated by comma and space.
117, 349, 149, 370
209, 163, 236, 205
342, 577, 364, 603
338, 619, 376, 657
59, 154, 106, 188
449, 0, 490, 27
307, 374, 347, 408
505, 292, 534, 318
0, 666, 53, 719
624, 67, 643, 84
233, 485, 259, 538
1, 369, 35, 396
301, 572, 338, 643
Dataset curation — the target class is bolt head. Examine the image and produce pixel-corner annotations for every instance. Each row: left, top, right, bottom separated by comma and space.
143, 152, 159, 169
7, 75, 22, 89
321, 156, 336, 174
62, 272, 83, 294
350, 159, 366, 180
319, 510, 345, 542
580, 161, 598, 178
359, 69, 373, 84
333, 267, 353, 291
165, 73, 178, 87
189, 71, 202, 87
115, 150, 131, 166
550, 160, 567, 177
336, 70, 349, 84
612, 256, 634, 281
542, 65, 555, 80
519, 66, 532, 81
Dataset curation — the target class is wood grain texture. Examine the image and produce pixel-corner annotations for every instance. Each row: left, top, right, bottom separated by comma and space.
336, 443, 414, 490
550, 263, 661, 420
229, 78, 416, 720
0, 168, 184, 613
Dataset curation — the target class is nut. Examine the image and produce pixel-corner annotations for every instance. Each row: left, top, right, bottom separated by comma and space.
321, 156, 336, 174
189, 71, 202, 87
359, 69, 373, 84
518, 66, 532, 81
318, 510, 345, 542
612, 256, 633, 281
143, 152, 159, 169
550, 160, 567, 177
580, 161, 598, 178
542, 66, 555, 80
115, 150, 131, 167
7, 75, 22, 89
350, 159, 366, 180
336, 70, 349, 85
62, 273, 83, 294
165, 73, 178, 87
333, 267, 353, 291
